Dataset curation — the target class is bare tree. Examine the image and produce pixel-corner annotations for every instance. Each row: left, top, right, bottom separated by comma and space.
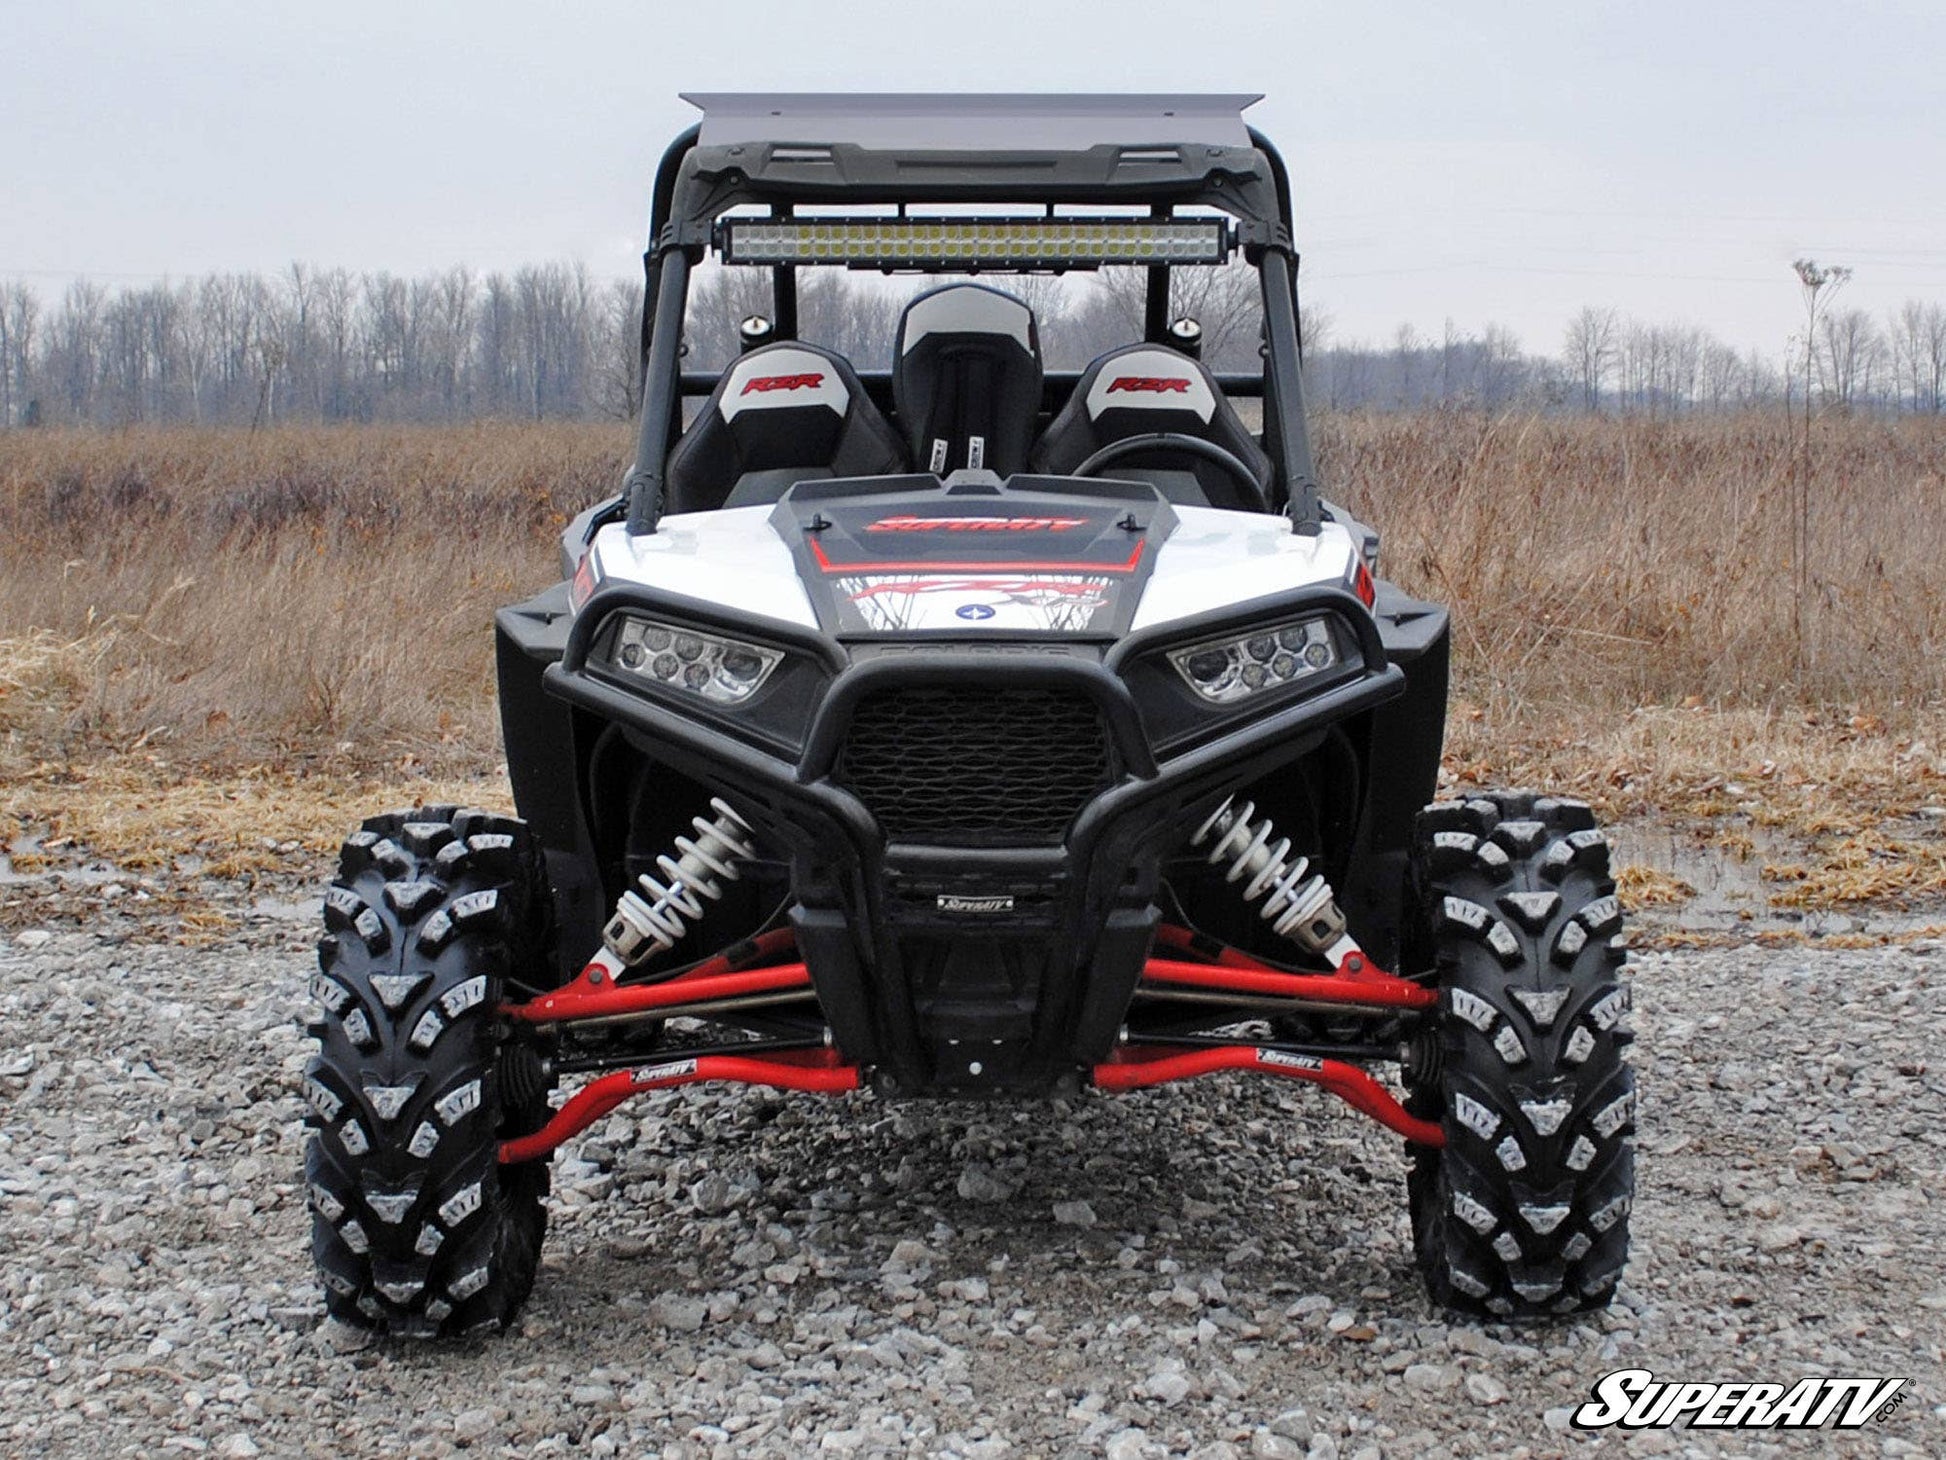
1170, 264, 1262, 369
598, 277, 644, 419
1563, 306, 1618, 411
428, 267, 476, 418
0, 281, 40, 426
681, 262, 774, 371
1888, 299, 1946, 413
1819, 307, 1880, 410
362, 273, 417, 404
1620, 321, 1662, 414
1889, 301, 1926, 412
1390, 323, 1420, 407
1668, 326, 1704, 410
1925, 303, 1946, 414
314, 268, 358, 420
796, 270, 909, 363
102, 283, 184, 423
1739, 347, 1781, 409
1438, 318, 1459, 401
1698, 337, 1742, 412
1476, 323, 1526, 407
51, 280, 107, 421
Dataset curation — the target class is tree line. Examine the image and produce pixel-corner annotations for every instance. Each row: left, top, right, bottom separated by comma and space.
0, 264, 643, 429
1307, 302, 1946, 416
0, 264, 1940, 428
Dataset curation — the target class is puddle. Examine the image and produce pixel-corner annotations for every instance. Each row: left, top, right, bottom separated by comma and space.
0, 856, 131, 890
1614, 818, 1946, 938
0, 835, 108, 888
249, 896, 323, 923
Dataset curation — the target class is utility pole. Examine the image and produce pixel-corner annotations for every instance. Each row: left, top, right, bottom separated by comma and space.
1789, 259, 1850, 677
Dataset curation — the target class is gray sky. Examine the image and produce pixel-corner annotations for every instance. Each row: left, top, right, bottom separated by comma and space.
5, 0, 1941, 355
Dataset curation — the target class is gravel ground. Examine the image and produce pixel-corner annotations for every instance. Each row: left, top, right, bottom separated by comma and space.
3, 908, 1944, 1458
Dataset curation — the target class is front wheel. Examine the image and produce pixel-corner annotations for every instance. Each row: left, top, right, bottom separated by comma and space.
303, 806, 556, 1337
1405, 792, 1636, 1318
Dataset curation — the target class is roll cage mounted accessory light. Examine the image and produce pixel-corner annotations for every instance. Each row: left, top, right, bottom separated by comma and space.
716, 216, 1233, 269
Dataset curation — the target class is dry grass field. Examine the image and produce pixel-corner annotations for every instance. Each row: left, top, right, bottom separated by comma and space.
1, 412, 1941, 934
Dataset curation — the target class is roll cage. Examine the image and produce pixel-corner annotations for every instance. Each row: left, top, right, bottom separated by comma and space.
623, 94, 1324, 536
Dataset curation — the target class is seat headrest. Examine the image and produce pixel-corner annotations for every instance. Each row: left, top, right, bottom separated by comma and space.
715, 344, 854, 424
897, 283, 1037, 358
662, 341, 905, 515
1030, 342, 1272, 511
1077, 345, 1224, 426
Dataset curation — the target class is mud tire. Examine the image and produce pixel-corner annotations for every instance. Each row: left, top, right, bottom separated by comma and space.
1405, 792, 1636, 1318
302, 806, 556, 1337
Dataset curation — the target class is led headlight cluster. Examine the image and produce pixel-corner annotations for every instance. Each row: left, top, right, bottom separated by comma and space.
604, 616, 782, 706
1167, 615, 1342, 706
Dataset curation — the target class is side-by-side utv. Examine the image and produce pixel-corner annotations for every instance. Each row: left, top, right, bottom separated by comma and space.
301, 93, 1635, 1337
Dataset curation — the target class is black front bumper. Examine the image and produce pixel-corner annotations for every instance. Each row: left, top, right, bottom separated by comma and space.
529, 580, 1405, 1098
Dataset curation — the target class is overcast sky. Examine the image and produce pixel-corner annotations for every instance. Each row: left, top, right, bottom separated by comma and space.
5, 1, 1941, 356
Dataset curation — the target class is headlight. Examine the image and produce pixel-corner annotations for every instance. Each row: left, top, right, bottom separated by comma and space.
603, 616, 783, 706
1166, 615, 1342, 705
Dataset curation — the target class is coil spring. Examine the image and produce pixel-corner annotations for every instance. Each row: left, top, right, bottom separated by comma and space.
604, 798, 756, 965
1190, 796, 1345, 955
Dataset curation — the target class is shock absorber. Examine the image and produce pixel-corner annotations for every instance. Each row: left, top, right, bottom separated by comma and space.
598, 798, 757, 972
1190, 796, 1360, 967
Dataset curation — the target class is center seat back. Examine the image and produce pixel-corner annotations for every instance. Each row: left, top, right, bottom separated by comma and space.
893, 284, 1044, 478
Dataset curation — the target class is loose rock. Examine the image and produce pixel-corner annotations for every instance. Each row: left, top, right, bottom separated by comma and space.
0, 927, 1937, 1458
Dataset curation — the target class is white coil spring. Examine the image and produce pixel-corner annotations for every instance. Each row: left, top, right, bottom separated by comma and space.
604, 797, 757, 964
1190, 796, 1342, 952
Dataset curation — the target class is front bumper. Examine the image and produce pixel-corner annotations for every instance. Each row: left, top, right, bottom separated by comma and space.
545, 582, 1404, 1096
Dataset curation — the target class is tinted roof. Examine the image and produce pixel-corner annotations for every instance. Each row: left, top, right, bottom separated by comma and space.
681, 93, 1262, 152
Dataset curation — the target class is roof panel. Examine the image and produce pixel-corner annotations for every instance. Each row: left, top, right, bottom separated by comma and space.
681, 93, 1262, 152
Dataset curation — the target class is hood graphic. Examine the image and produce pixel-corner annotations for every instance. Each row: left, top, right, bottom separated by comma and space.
780, 487, 1173, 636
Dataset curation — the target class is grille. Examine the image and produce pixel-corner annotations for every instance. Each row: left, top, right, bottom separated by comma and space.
836, 684, 1114, 846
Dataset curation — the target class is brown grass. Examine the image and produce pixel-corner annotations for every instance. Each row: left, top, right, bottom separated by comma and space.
1433, 701, 1946, 909
0, 421, 630, 768
1613, 864, 1697, 908
1, 412, 1942, 906
1315, 409, 1946, 913
0, 760, 511, 878
1630, 924, 1946, 952
1320, 410, 1946, 711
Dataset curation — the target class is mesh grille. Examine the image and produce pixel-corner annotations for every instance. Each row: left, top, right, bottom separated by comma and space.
836, 684, 1114, 846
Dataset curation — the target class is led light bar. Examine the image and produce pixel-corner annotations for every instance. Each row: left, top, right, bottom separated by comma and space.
720, 217, 1230, 268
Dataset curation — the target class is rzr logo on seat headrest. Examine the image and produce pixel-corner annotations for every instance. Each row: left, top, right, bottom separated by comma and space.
1105, 376, 1191, 395
741, 372, 825, 395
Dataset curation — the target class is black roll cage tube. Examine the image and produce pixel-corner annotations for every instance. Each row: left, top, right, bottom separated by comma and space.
626, 122, 1322, 536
